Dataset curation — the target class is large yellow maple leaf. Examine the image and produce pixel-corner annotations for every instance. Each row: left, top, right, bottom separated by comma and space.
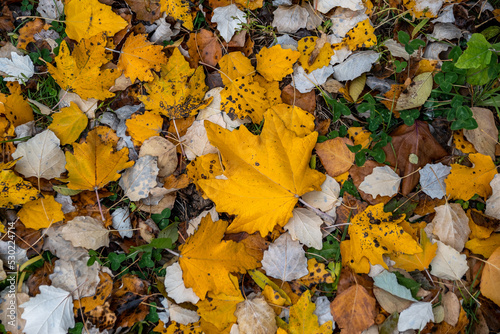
179, 215, 260, 299
61, 126, 134, 190
47, 35, 120, 100
117, 33, 167, 83
340, 203, 422, 273
65, 0, 128, 42
198, 108, 325, 237
282, 290, 333, 334
139, 48, 212, 119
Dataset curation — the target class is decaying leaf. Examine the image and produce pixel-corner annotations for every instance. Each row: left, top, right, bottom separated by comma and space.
419, 163, 451, 199
286, 290, 333, 333
481, 246, 500, 307
0, 170, 38, 208
394, 72, 433, 111
61, 216, 110, 250
49, 257, 100, 299
463, 107, 499, 160
330, 284, 376, 334
256, 45, 300, 81
315, 137, 355, 177
235, 293, 277, 334
211, 5, 245, 42
398, 302, 434, 331
164, 262, 200, 304
284, 208, 323, 249
428, 202, 471, 252
160, 0, 193, 30
119, 155, 159, 201
430, 241, 469, 281
301, 174, 341, 213
48, 102, 88, 145
391, 229, 437, 271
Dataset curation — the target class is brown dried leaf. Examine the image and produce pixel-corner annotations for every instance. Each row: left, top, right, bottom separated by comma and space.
315, 137, 355, 177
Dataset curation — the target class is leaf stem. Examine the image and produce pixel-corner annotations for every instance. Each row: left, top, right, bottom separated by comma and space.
95, 187, 106, 222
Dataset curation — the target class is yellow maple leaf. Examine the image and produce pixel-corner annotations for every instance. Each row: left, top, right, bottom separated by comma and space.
445, 153, 498, 201
18, 195, 64, 230
297, 36, 334, 74
283, 290, 333, 334
343, 18, 377, 51
218, 52, 255, 86
256, 45, 300, 82
48, 102, 88, 145
197, 274, 244, 332
65, 0, 127, 42
126, 111, 163, 145
267, 104, 315, 137
160, 0, 193, 30
198, 108, 325, 237
466, 234, 500, 258
140, 49, 212, 119
220, 76, 269, 123
154, 320, 203, 334
179, 215, 259, 299
186, 153, 223, 193
391, 229, 437, 271
47, 35, 120, 100
117, 33, 167, 82
0, 91, 34, 127
340, 203, 422, 273
254, 75, 283, 107
61, 126, 134, 190
0, 170, 38, 208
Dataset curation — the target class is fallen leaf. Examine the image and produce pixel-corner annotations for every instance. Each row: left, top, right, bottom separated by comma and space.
179, 215, 259, 299
373, 287, 412, 314
419, 163, 451, 199
429, 202, 471, 252
160, 0, 193, 30
391, 229, 437, 271
139, 136, 178, 178
315, 137, 355, 177
111, 207, 133, 238
463, 107, 498, 160
302, 174, 341, 212
49, 257, 100, 299
442, 291, 461, 327
119, 155, 159, 201
465, 234, 500, 258
343, 18, 377, 51
281, 84, 317, 113
297, 36, 334, 74
293, 64, 334, 93
218, 51, 254, 86
48, 102, 88, 145
186, 29, 222, 67
124, 0, 161, 22
0, 170, 38, 208
359, 165, 401, 198
36, 0, 64, 21
395, 72, 433, 111
287, 290, 333, 333
15, 18, 44, 50
284, 208, 324, 249
332, 51, 379, 81
164, 262, 200, 304
481, 246, 500, 307
256, 45, 300, 81
12, 129, 66, 180
330, 284, 376, 334
235, 293, 277, 334
126, 111, 163, 145
373, 270, 416, 301
262, 232, 309, 281
486, 174, 500, 219
198, 109, 324, 236
272, 5, 309, 33
61, 216, 110, 250
0, 52, 35, 84
212, 5, 245, 42
430, 241, 469, 281
397, 302, 434, 331
18, 195, 64, 230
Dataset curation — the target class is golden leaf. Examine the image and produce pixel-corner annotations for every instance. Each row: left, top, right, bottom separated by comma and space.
315, 137, 355, 177
267, 103, 315, 137
445, 153, 498, 201
117, 33, 167, 82
218, 51, 255, 86
160, 0, 193, 30
0, 91, 34, 127
465, 234, 500, 258
481, 246, 500, 306
126, 111, 163, 145
198, 108, 325, 236
453, 130, 477, 155
220, 76, 269, 123
48, 102, 88, 145
298, 258, 334, 289
256, 45, 300, 82
154, 320, 203, 334
391, 229, 437, 271
285, 290, 333, 334
347, 126, 372, 149
47, 35, 120, 100
343, 18, 377, 51
253, 75, 282, 107
0, 170, 38, 208
179, 215, 259, 299
61, 126, 134, 190
340, 203, 422, 273
18, 195, 64, 230
297, 36, 334, 74
186, 153, 223, 193
65, 0, 128, 42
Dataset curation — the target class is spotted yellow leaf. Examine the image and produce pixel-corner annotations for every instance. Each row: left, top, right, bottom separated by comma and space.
18, 195, 64, 230
160, 0, 193, 30
220, 76, 269, 123
0, 170, 38, 209
126, 111, 163, 145
218, 51, 255, 86
343, 18, 377, 51
297, 36, 334, 74
256, 45, 300, 81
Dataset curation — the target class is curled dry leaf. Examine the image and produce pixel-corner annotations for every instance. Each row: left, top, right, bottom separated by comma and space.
301, 174, 341, 212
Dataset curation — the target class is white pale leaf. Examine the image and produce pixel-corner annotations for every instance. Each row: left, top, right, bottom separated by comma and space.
58, 89, 99, 119
274, 34, 299, 50
20, 285, 74, 334
272, 5, 309, 33
49, 257, 100, 299
187, 209, 219, 236
414, 0, 444, 17
0, 52, 35, 84
12, 129, 66, 180
429, 23, 462, 40
314, 0, 363, 14
43, 225, 88, 261
212, 5, 246, 42
373, 270, 416, 301
384, 39, 411, 60
234, 293, 277, 334
419, 163, 451, 199
464, 107, 499, 160
119, 155, 159, 201
284, 208, 324, 249
314, 296, 335, 328
397, 302, 434, 331
139, 136, 177, 178
28, 99, 53, 115
430, 241, 469, 281
55, 193, 75, 214
169, 302, 200, 325
359, 165, 401, 197
330, 7, 368, 38
261, 232, 308, 281
432, 4, 455, 23
332, 51, 379, 82
111, 207, 133, 238
182, 114, 225, 161
36, 0, 64, 21
431, 203, 470, 252
486, 174, 500, 220
164, 262, 200, 304
302, 174, 341, 212
292, 64, 334, 93
61, 216, 110, 250
151, 16, 176, 44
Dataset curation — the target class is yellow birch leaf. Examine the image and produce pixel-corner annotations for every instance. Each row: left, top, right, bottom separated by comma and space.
218, 52, 255, 86
263, 285, 287, 314
197, 274, 244, 332
343, 18, 377, 51
297, 36, 334, 74
256, 45, 300, 82
220, 76, 269, 123
453, 130, 477, 155
48, 102, 88, 145
47, 36, 120, 100
391, 229, 437, 271
0, 91, 34, 127
254, 75, 282, 107
160, 0, 193, 30
161, 48, 194, 85
348, 126, 372, 149
198, 109, 325, 236
61, 126, 134, 190
65, 0, 128, 42
179, 215, 260, 299
0, 170, 38, 208
481, 246, 500, 307
235, 0, 263, 10
154, 320, 203, 334
466, 234, 500, 258
445, 153, 498, 201
18, 195, 64, 230
340, 203, 422, 274
334, 171, 349, 185
117, 33, 167, 82
287, 290, 333, 334
126, 111, 163, 146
